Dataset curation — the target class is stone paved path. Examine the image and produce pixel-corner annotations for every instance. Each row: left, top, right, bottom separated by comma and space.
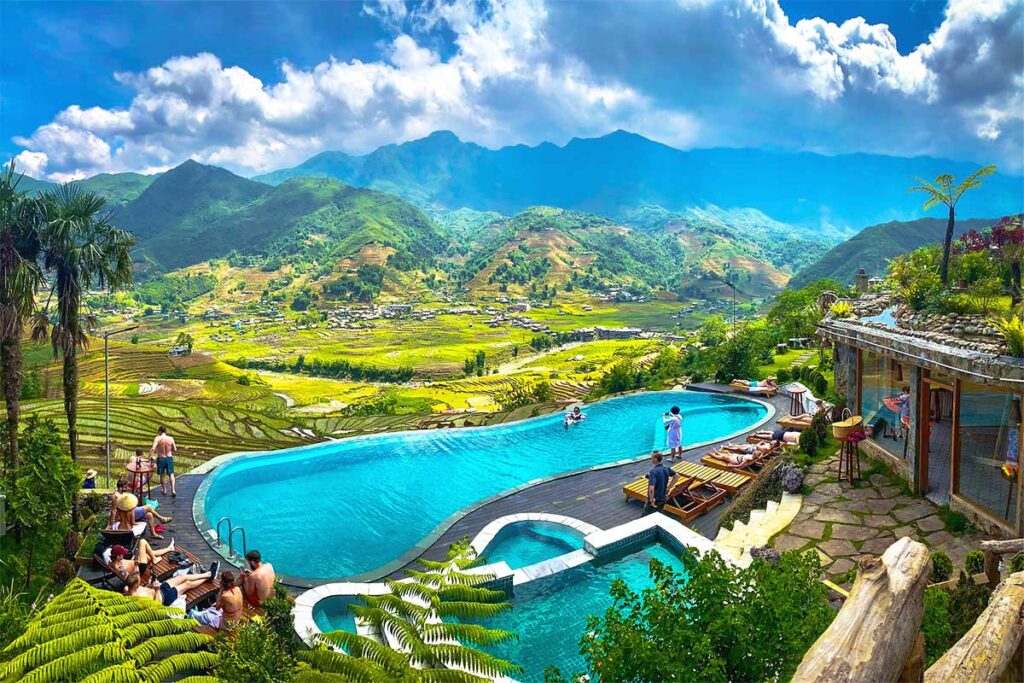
771, 454, 994, 587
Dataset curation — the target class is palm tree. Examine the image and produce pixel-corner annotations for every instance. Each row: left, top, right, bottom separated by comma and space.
0, 164, 43, 492
299, 544, 522, 682
35, 185, 135, 475
910, 165, 996, 285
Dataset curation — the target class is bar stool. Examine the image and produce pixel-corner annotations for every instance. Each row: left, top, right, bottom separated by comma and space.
838, 431, 863, 484
789, 386, 807, 416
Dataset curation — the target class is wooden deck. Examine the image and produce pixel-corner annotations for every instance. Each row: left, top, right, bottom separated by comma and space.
96, 391, 789, 588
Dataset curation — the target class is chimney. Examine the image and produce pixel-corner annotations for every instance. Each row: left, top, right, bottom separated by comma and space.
855, 267, 869, 294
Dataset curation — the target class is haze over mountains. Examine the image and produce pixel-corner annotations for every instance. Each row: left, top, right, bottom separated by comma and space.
254, 130, 1023, 234
17, 130, 1022, 293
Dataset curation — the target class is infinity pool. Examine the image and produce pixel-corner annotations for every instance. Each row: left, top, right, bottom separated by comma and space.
200, 390, 766, 579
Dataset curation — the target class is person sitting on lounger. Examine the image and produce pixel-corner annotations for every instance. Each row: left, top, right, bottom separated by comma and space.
241, 550, 275, 607
189, 571, 242, 629
126, 561, 219, 607
109, 491, 173, 540
104, 540, 175, 581
564, 406, 586, 430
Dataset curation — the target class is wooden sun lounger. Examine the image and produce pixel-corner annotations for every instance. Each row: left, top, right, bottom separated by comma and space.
701, 446, 778, 474
663, 478, 728, 522
777, 415, 812, 430
671, 460, 754, 493
730, 380, 777, 397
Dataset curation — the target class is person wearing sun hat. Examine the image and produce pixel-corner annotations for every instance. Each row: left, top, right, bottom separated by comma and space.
83, 468, 98, 490
110, 490, 174, 540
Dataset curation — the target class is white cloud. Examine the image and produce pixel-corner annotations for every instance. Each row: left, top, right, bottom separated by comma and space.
8, 0, 1023, 181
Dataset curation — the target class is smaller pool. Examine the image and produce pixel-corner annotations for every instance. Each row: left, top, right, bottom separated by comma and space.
481, 521, 585, 569
311, 595, 360, 635
473, 542, 688, 682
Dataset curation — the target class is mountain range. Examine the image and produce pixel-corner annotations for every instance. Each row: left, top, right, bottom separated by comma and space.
254, 130, 1023, 234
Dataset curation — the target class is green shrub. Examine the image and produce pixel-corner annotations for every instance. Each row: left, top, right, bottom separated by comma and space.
719, 456, 793, 531
964, 550, 985, 576
813, 374, 828, 396
931, 552, 954, 583
1010, 552, 1024, 573
799, 427, 819, 457
922, 587, 953, 667
948, 571, 991, 642
811, 411, 828, 443
776, 368, 791, 383
938, 506, 976, 536
216, 621, 295, 682
0, 583, 33, 650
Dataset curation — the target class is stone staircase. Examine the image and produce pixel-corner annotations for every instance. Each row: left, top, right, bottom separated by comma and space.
713, 492, 803, 567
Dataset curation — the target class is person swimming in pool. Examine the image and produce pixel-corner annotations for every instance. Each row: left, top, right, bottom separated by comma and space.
564, 405, 586, 430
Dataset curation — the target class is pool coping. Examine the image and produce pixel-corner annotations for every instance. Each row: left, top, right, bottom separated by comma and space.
191, 390, 775, 586
293, 511, 728, 652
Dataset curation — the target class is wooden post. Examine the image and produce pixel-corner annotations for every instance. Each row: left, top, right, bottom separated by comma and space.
899, 633, 925, 683
924, 572, 1024, 682
985, 550, 1002, 590
793, 538, 931, 682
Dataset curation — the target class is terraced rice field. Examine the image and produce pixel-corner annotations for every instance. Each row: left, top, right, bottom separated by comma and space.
21, 398, 309, 467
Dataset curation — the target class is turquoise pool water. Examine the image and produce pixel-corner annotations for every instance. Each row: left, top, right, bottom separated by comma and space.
481, 521, 585, 569
479, 543, 687, 682
312, 595, 359, 635
201, 390, 766, 579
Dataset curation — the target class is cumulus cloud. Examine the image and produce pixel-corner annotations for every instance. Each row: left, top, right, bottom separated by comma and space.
8, 0, 1023, 181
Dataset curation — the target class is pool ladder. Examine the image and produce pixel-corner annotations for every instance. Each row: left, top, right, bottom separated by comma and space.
215, 516, 249, 560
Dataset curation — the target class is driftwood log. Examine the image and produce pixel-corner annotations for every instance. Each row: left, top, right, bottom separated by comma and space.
793, 537, 931, 682
924, 572, 1024, 683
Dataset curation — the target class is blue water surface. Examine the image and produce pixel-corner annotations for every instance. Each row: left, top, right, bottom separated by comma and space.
478, 542, 688, 682
482, 521, 585, 569
201, 390, 766, 579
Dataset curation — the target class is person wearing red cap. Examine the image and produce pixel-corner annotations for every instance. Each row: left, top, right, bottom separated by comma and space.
103, 538, 176, 581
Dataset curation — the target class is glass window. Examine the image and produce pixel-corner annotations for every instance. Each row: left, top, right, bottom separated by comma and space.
958, 383, 1021, 525
859, 351, 910, 459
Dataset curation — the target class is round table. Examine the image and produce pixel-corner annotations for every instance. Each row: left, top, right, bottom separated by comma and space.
789, 387, 807, 416
126, 459, 155, 501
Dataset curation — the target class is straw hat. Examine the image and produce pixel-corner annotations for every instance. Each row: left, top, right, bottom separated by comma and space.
85, 468, 98, 479
115, 493, 139, 511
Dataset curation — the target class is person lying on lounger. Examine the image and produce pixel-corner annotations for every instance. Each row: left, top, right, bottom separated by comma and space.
126, 561, 219, 607
104, 540, 176, 581
740, 378, 777, 389
720, 441, 777, 456
719, 451, 759, 467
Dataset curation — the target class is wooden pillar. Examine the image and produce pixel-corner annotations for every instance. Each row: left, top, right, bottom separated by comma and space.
907, 366, 923, 493
951, 379, 961, 497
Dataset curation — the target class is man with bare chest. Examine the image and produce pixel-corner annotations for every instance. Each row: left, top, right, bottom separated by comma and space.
150, 425, 177, 497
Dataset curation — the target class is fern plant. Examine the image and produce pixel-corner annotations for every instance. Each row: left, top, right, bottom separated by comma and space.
298, 545, 522, 682
0, 578, 218, 682
993, 315, 1024, 356
828, 301, 853, 318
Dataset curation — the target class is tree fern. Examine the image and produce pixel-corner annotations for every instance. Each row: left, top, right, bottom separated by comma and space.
317, 631, 406, 671
419, 642, 522, 677
175, 676, 221, 683
126, 632, 214, 666
422, 622, 517, 647
136, 651, 219, 683
297, 648, 391, 682
417, 668, 491, 683
3, 579, 219, 682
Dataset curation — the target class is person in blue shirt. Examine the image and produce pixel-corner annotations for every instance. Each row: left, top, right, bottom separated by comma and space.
83, 468, 97, 490
644, 451, 678, 514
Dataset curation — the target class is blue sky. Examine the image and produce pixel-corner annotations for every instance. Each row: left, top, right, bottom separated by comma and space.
2, 0, 1021, 181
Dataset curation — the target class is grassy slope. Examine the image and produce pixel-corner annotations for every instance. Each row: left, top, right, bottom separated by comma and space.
789, 216, 999, 288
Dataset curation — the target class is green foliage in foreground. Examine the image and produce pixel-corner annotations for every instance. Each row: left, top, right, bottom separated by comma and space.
922, 573, 992, 667
299, 541, 521, 682
0, 578, 217, 682
546, 549, 834, 683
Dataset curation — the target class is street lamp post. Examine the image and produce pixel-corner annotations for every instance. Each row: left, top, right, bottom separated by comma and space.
103, 325, 138, 487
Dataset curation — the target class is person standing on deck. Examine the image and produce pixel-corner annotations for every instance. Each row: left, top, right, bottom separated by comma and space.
644, 451, 677, 515
151, 425, 177, 498
663, 406, 684, 460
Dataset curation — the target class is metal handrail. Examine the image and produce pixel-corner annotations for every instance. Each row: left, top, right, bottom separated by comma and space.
215, 517, 233, 548
228, 526, 248, 559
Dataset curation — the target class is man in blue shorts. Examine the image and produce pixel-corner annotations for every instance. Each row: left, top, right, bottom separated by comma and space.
151, 425, 177, 497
